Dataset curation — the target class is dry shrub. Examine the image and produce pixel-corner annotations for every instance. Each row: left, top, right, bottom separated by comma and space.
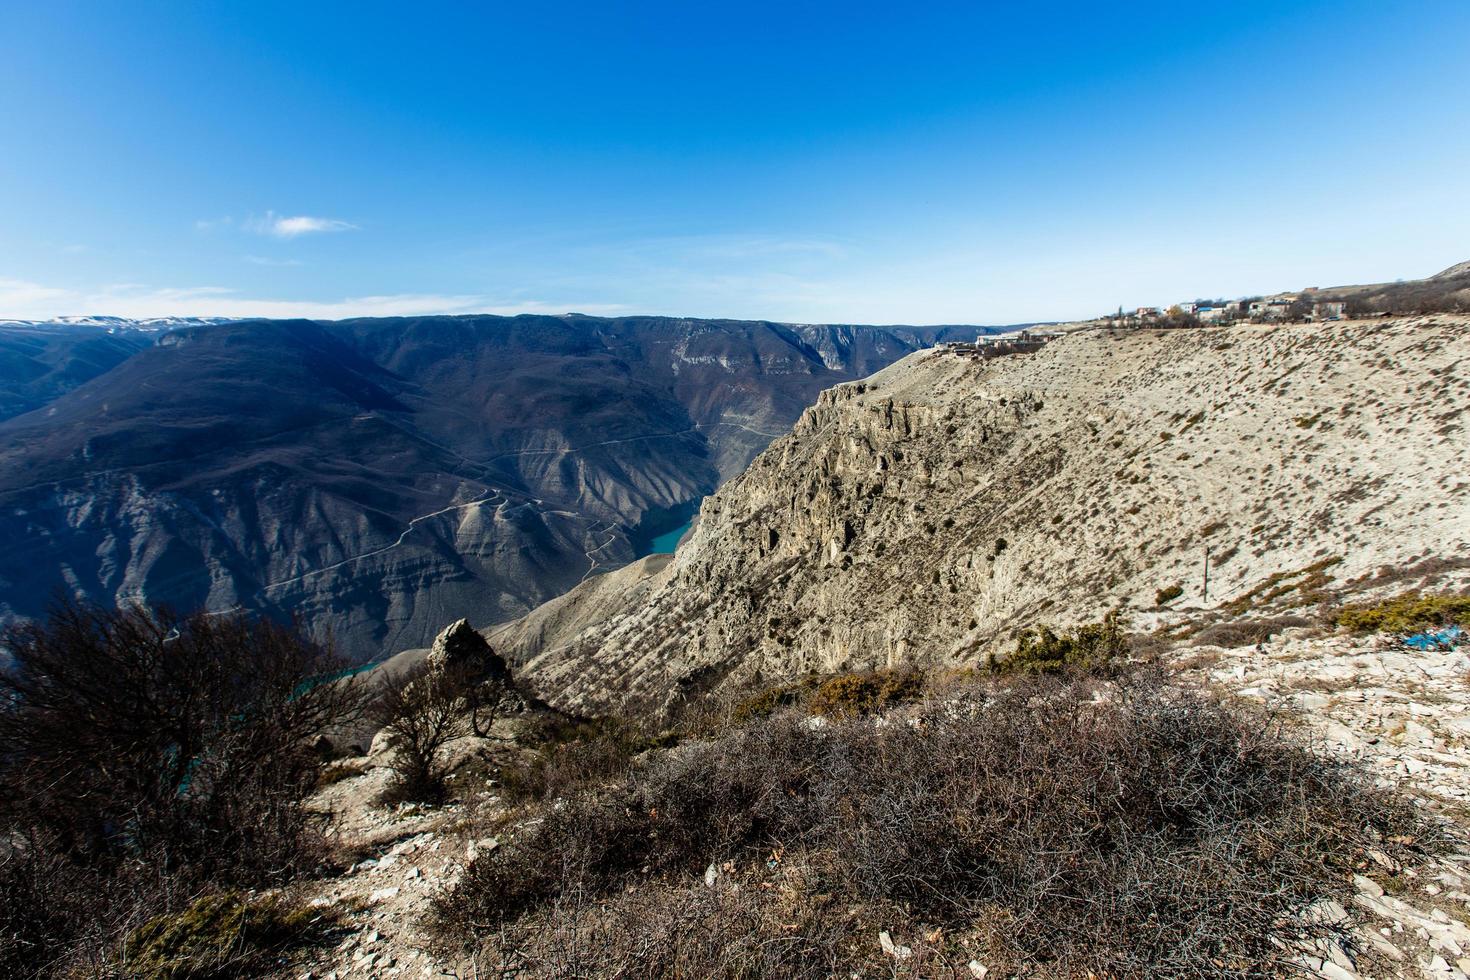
0, 600, 366, 978
433, 670, 1439, 978
1191, 615, 1312, 648
0, 838, 117, 979
458, 872, 928, 978
497, 715, 678, 804
1155, 584, 1184, 606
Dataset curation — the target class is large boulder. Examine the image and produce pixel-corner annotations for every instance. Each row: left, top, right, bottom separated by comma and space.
422, 618, 546, 716
424, 619, 511, 683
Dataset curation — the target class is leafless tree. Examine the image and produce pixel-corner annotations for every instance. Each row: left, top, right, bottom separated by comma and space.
0, 599, 370, 977
370, 661, 480, 802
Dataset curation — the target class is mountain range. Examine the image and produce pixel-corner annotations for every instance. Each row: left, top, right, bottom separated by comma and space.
0, 314, 986, 660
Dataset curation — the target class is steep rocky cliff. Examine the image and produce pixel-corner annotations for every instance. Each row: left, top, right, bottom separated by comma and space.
495, 315, 1470, 713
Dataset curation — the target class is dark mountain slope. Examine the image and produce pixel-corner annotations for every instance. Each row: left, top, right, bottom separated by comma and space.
0, 323, 150, 422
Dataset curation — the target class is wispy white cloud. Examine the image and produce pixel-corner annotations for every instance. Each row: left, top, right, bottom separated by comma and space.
0, 277, 71, 311
245, 211, 357, 238
0, 278, 630, 321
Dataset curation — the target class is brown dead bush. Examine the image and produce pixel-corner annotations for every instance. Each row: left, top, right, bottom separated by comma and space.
1191, 615, 1312, 648
0, 600, 367, 978
432, 669, 1440, 978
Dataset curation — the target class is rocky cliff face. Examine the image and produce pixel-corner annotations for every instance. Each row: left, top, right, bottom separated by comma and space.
498, 316, 1470, 714
0, 315, 977, 660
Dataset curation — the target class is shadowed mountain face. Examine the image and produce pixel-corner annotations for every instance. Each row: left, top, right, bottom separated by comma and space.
0, 324, 151, 422
0, 315, 978, 661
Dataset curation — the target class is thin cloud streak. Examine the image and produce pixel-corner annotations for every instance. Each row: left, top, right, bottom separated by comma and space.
0, 279, 631, 321
244, 212, 357, 238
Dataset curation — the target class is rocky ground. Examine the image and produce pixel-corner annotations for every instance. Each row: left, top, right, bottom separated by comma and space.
284, 622, 1470, 979
1178, 628, 1470, 979
290, 740, 502, 979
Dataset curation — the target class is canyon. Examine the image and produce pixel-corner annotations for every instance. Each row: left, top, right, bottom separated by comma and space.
0, 314, 981, 660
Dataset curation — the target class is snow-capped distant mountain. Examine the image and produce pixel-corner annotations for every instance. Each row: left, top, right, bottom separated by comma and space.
0, 316, 238, 421
0, 315, 239, 333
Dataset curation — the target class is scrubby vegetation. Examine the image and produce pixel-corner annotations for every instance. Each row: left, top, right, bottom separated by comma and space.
1155, 583, 1184, 606
1191, 614, 1312, 648
432, 667, 1438, 978
1222, 556, 1343, 615
731, 668, 925, 723
370, 661, 482, 804
1325, 271, 1470, 317
1334, 590, 1470, 635
122, 891, 337, 980
0, 601, 365, 978
729, 674, 823, 723
994, 609, 1129, 674
496, 714, 679, 804
807, 668, 923, 717
495, 670, 930, 807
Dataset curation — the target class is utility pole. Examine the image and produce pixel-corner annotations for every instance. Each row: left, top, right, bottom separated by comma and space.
1202, 546, 1211, 603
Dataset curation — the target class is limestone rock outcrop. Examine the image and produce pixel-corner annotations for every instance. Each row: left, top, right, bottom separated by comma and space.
425, 618, 509, 679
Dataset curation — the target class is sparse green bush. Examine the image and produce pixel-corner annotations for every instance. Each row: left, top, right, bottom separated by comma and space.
730, 676, 821, 723
123, 891, 336, 980
1334, 590, 1470, 635
1156, 584, 1184, 606
729, 669, 924, 723
807, 669, 923, 717
998, 610, 1129, 674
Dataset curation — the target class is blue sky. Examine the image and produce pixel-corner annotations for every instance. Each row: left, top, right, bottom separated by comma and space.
1, 1, 1467, 324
